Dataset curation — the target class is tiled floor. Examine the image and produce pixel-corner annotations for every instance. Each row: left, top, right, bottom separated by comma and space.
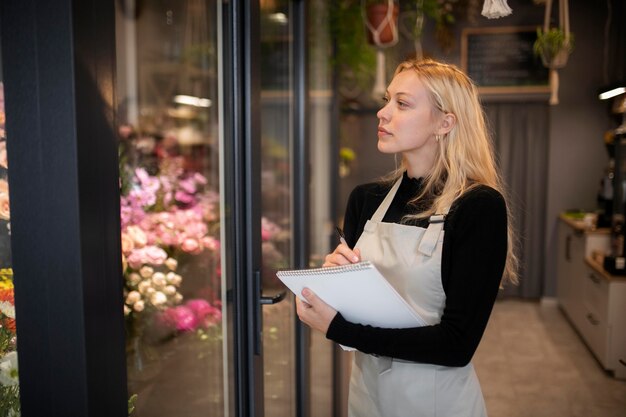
473, 299, 626, 417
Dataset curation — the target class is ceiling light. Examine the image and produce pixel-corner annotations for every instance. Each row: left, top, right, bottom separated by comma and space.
599, 87, 626, 100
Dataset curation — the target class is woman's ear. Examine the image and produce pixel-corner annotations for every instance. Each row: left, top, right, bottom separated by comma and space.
437, 112, 456, 135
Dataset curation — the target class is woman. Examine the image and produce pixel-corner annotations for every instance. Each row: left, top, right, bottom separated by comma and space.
296, 58, 518, 417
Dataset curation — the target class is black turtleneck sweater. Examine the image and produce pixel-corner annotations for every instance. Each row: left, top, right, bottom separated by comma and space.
326, 172, 508, 367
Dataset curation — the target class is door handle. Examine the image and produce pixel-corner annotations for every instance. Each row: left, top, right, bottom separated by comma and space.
260, 291, 286, 305
254, 269, 287, 355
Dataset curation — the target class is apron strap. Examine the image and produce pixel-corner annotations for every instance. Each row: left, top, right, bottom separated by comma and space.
370, 176, 403, 223
417, 212, 448, 256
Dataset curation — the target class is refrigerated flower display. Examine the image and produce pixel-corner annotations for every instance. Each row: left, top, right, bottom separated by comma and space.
0, 83, 19, 416
118, 126, 224, 386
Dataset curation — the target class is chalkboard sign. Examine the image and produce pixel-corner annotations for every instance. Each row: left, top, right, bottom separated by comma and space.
461, 27, 550, 95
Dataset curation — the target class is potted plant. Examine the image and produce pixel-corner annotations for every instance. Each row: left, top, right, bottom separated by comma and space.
533, 0, 573, 105
533, 27, 574, 69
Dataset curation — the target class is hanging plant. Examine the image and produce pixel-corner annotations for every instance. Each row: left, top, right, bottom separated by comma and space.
329, 1, 377, 97
363, 0, 400, 100
533, 27, 574, 68
533, 0, 574, 105
328, 0, 462, 103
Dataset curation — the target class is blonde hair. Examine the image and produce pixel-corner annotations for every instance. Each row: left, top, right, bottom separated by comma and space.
385, 58, 518, 285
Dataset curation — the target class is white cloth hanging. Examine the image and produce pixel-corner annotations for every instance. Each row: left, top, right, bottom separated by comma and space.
481, 0, 513, 19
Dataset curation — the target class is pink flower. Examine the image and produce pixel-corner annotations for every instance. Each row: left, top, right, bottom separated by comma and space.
186, 299, 222, 328
172, 306, 198, 331
194, 173, 208, 185
202, 236, 220, 251
144, 246, 168, 264
186, 299, 212, 318
184, 222, 208, 239
178, 177, 197, 194
126, 245, 168, 269
175, 190, 194, 204
181, 238, 200, 253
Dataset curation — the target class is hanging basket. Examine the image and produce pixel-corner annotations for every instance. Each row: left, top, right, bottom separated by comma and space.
365, 3, 399, 46
535, 0, 573, 105
540, 46, 570, 69
362, 0, 399, 100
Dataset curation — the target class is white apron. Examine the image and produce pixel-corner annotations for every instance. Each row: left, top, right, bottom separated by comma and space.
348, 176, 487, 417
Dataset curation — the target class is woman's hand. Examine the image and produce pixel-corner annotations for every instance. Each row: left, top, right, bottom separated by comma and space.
323, 243, 361, 267
296, 288, 337, 335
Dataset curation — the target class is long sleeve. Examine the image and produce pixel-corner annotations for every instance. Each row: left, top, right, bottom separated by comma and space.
326, 185, 507, 367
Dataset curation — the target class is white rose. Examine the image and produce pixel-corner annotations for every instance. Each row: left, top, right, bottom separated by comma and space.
124, 305, 131, 316
137, 280, 151, 294
165, 257, 178, 271
133, 300, 145, 312
166, 272, 182, 286
125, 291, 141, 305
139, 266, 154, 278
145, 287, 156, 296
150, 291, 167, 306
126, 225, 148, 247
128, 273, 142, 285
163, 285, 176, 295
151, 272, 166, 288
174, 293, 183, 303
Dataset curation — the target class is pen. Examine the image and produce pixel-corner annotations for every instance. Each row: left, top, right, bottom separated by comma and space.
335, 226, 349, 247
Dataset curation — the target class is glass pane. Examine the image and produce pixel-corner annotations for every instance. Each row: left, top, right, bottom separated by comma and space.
307, 1, 335, 416
259, 0, 296, 415
0, 75, 20, 415
115, 1, 230, 415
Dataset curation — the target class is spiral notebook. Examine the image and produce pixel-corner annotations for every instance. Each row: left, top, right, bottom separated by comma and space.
276, 261, 427, 329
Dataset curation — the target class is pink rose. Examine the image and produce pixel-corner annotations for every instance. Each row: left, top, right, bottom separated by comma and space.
173, 306, 198, 331
181, 238, 200, 253
144, 246, 168, 265
175, 190, 194, 204
126, 245, 167, 269
186, 299, 212, 318
202, 237, 220, 251
186, 299, 222, 328
193, 173, 208, 185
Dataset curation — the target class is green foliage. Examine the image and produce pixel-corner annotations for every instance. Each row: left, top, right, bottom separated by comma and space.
533, 27, 574, 62
0, 385, 20, 417
328, 0, 460, 91
328, 1, 377, 90
128, 394, 138, 416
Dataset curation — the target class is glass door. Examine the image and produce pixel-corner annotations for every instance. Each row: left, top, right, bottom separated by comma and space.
115, 1, 232, 415
115, 1, 323, 416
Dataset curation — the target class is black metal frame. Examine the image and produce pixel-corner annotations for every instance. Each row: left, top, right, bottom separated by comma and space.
0, 1, 127, 416
222, 0, 265, 415
292, 1, 311, 417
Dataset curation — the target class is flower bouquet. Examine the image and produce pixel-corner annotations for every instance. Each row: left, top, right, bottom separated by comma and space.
0, 268, 19, 416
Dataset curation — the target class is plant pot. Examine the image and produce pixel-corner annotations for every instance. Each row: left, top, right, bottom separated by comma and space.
540, 47, 570, 69
365, 3, 399, 46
